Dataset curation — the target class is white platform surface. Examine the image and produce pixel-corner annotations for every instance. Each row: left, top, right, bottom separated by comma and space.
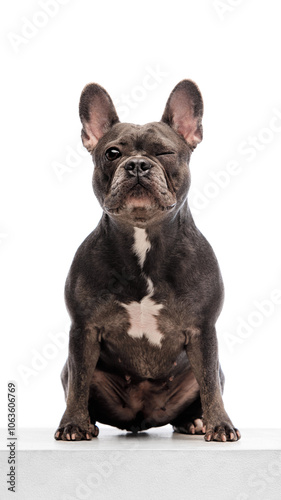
1, 426, 281, 499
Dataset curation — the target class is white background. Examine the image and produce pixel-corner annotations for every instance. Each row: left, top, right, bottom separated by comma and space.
1, 0, 281, 431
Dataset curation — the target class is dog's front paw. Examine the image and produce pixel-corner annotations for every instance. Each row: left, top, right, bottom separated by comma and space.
54, 422, 99, 441
204, 421, 241, 442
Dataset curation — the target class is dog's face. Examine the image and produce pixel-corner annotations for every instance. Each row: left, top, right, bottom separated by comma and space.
79, 80, 203, 227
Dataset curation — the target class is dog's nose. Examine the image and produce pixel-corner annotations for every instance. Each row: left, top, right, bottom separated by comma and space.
124, 158, 152, 176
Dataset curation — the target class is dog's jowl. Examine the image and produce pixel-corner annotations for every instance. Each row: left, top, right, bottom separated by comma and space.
55, 80, 241, 442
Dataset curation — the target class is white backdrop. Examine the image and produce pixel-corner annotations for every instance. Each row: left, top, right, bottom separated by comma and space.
1, 0, 281, 431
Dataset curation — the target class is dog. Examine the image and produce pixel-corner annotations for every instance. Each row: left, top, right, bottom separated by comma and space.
55, 80, 240, 442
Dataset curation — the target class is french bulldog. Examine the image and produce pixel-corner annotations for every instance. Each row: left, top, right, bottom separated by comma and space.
55, 80, 240, 442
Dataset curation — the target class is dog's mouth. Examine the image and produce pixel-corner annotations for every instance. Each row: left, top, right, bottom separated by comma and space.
105, 182, 176, 215
106, 204, 176, 215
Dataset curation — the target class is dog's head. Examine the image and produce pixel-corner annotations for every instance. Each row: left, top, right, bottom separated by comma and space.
79, 80, 203, 227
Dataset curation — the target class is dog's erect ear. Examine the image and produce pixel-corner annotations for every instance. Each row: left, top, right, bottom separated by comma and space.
161, 80, 203, 150
79, 83, 119, 152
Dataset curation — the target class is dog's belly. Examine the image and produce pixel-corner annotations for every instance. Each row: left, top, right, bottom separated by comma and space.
98, 298, 188, 379
100, 277, 190, 379
89, 367, 200, 429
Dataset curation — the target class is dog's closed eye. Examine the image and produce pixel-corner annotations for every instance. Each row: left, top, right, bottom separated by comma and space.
155, 152, 175, 156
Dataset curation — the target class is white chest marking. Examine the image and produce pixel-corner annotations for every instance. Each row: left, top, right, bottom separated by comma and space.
121, 276, 164, 347
122, 295, 163, 346
132, 227, 151, 268
122, 228, 163, 346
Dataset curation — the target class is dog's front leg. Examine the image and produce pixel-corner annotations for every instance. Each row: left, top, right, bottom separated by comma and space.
186, 325, 241, 442
55, 324, 100, 441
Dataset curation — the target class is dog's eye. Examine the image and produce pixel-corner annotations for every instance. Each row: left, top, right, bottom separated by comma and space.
155, 152, 175, 156
105, 147, 121, 161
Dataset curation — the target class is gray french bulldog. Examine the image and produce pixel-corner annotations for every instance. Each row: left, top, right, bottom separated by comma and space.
55, 80, 240, 442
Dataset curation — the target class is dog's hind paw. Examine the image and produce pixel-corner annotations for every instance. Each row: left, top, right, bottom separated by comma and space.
173, 418, 205, 435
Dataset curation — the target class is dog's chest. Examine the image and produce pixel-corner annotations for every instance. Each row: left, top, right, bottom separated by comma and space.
97, 227, 189, 377
119, 228, 165, 347
120, 280, 164, 346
